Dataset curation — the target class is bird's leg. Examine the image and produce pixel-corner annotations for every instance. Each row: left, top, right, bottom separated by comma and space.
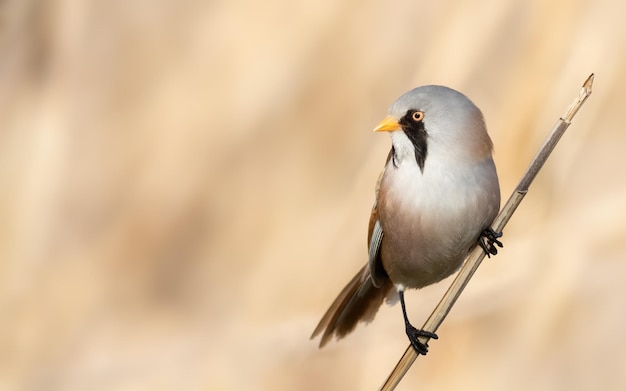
399, 290, 438, 355
478, 228, 503, 258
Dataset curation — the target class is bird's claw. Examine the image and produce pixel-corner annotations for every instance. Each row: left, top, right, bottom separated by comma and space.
479, 228, 503, 258
406, 325, 438, 355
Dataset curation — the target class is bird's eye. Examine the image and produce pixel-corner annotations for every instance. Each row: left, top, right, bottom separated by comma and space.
411, 111, 424, 122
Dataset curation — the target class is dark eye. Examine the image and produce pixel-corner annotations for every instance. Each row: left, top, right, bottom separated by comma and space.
411, 111, 424, 122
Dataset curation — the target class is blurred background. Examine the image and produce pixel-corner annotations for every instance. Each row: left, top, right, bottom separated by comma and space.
1, 0, 625, 390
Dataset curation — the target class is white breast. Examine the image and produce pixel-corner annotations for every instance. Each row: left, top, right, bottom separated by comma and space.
377, 146, 499, 288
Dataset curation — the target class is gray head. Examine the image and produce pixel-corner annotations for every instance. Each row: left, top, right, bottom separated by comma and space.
374, 85, 493, 170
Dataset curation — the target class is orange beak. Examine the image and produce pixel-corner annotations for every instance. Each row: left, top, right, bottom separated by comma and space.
373, 115, 401, 132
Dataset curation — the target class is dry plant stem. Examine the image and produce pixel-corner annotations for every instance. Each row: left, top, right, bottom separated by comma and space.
378, 74, 594, 391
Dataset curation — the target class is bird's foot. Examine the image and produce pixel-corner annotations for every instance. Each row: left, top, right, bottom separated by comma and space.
405, 324, 438, 355
479, 228, 503, 258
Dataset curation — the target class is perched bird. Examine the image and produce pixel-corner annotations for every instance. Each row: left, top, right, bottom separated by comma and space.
311, 85, 502, 354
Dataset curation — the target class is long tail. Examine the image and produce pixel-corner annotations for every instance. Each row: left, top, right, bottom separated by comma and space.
311, 265, 394, 347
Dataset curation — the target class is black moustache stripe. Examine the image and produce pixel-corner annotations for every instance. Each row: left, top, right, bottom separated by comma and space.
399, 116, 428, 172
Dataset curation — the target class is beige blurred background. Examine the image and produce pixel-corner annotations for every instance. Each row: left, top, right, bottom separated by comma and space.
1, 0, 625, 390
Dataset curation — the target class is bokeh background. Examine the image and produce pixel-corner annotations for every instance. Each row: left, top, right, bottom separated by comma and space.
1, 0, 625, 390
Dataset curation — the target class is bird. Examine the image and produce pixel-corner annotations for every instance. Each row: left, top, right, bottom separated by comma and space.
311, 85, 502, 354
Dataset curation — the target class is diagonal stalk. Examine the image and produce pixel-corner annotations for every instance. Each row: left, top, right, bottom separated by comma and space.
379, 73, 594, 391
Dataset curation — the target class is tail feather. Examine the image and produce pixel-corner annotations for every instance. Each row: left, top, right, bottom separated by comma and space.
311, 265, 394, 347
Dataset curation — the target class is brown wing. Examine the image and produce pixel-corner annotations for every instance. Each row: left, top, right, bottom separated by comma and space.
367, 149, 392, 287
